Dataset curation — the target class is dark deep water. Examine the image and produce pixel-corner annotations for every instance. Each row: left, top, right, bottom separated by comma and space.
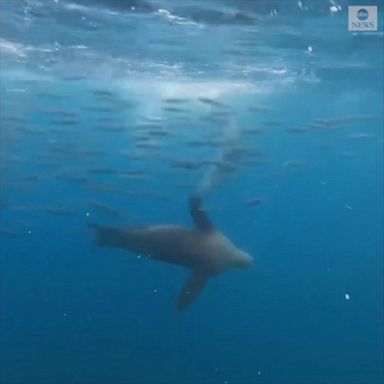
0, 1, 383, 383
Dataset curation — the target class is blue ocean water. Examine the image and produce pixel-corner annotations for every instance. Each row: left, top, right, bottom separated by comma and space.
0, 1, 383, 383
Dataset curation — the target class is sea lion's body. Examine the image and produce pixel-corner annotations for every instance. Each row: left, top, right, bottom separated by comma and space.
92, 197, 252, 310
96, 225, 248, 274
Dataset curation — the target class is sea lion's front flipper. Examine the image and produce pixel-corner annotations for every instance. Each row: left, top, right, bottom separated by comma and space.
177, 271, 208, 311
189, 196, 214, 232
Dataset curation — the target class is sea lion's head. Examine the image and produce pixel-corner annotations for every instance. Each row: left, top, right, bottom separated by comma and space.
204, 232, 253, 273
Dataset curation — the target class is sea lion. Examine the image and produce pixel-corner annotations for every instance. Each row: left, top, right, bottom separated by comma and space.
91, 197, 252, 310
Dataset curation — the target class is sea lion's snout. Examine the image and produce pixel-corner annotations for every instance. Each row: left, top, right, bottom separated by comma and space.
235, 251, 253, 268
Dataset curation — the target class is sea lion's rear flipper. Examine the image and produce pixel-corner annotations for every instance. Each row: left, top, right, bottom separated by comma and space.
177, 271, 208, 311
89, 223, 144, 252
189, 196, 214, 232
89, 223, 127, 248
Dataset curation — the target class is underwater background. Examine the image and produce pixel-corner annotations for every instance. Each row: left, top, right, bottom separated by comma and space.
0, 0, 383, 383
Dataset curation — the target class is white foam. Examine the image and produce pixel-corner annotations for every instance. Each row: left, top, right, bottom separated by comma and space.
0, 39, 27, 58
157, 8, 199, 26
